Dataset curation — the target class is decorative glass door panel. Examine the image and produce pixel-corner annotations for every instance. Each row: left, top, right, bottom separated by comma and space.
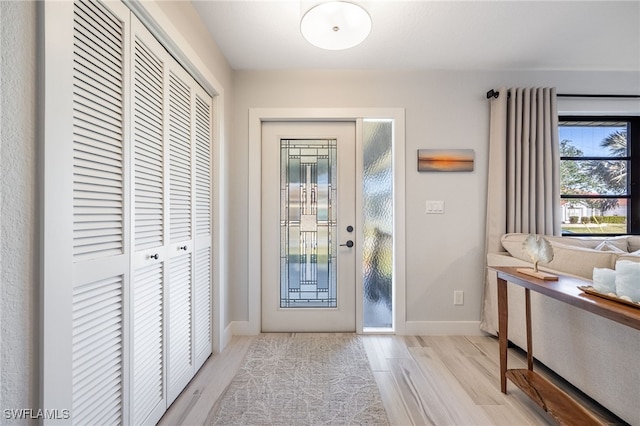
262, 122, 355, 332
281, 140, 337, 308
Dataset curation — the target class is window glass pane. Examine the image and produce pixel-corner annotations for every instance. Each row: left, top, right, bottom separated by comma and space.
362, 120, 393, 328
559, 122, 627, 158
560, 159, 628, 195
561, 198, 627, 235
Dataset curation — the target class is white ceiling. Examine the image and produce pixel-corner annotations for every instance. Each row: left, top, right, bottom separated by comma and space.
191, 0, 640, 71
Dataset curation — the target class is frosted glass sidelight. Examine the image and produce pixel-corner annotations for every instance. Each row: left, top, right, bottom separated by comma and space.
362, 120, 393, 328
281, 139, 337, 308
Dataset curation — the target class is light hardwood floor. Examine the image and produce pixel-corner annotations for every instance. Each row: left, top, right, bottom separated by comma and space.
159, 335, 626, 425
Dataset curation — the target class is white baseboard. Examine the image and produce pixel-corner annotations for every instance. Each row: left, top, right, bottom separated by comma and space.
221, 323, 234, 349
224, 320, 482, 337
404, 321, 483, 336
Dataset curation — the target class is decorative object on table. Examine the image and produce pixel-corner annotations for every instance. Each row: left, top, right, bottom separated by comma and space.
592, 267, 616, 294
577, 261, 640, 308
614, 260, 640, 302
577, 285, 640, 309
517, 234, 558, 280
417, 149, 474, 172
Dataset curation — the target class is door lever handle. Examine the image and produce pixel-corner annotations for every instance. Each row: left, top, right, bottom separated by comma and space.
340, 240, 354, 248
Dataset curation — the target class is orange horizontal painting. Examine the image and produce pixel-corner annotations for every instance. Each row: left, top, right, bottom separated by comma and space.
417, 149, 474, 172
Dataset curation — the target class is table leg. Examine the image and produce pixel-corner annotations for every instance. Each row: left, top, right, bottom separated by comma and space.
497, 276, 508, 393
525, 288, 533, 371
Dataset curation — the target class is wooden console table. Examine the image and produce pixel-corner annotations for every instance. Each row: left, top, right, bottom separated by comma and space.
491, 266, 640, 425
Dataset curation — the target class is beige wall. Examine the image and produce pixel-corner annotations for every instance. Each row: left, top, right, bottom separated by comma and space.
229, 69, 640, 326
1, 0, 39, 415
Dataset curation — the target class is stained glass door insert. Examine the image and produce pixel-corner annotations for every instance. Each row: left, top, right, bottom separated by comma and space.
280, 139, 337, 308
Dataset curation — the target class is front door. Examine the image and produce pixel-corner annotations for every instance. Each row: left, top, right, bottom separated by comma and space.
261, 121, 356, 332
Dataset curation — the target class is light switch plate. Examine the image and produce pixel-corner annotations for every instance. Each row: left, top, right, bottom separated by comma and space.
426, 200, 445, 214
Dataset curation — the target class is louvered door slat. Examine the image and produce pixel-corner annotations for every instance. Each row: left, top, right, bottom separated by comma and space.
167, 253, 192, 395
73, 52, 122, 100
74, 93, 123, 126
74, 108, 123, 135
72, 275, 123, 425
194, 247, 211, 360
74, 134, 123, 156
74, 116, 123, 143
195, 95, 212, 236
132, 262, 164, 425
73, 0, 125, 263
75, 0, 123, 52
169, 71, 192, 243
73, 40, 123, 90
134, 123, 163, 147
133, 33, 165, 251
73, 75, 121, 113
73, 26, 122, 70
75, 150, 123, 170
136, 156, 163, 175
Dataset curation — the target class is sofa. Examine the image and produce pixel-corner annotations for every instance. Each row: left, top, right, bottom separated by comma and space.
482, 233, 640, 425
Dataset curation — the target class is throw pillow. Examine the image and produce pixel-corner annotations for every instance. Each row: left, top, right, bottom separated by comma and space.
594, 241, 626, 253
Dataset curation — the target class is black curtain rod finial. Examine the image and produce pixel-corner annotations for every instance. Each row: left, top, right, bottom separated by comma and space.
486, 89, 499, 99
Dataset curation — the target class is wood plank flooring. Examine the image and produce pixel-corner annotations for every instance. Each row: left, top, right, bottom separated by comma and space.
159, 334, 626, 425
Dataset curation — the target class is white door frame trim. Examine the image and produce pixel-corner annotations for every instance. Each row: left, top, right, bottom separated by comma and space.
248, 108, 406, 335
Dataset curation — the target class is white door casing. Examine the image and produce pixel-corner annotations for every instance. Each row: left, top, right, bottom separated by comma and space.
247, 108, 406, 336
261, 122, 356, 332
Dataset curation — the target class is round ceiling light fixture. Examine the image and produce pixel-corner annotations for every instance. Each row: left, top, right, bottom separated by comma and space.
300, 1, 372, 50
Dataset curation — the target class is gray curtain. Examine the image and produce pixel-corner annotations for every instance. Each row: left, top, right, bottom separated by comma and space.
480, 87, 561, 332
486, 86, 561, 250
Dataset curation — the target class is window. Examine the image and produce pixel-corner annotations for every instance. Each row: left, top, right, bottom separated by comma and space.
559, 116, 639, 235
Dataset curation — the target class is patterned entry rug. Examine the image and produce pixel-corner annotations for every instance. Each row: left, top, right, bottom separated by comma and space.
210, 333, 389, 425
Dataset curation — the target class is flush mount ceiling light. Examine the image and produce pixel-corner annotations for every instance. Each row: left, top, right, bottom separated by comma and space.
300, 1, 372, 50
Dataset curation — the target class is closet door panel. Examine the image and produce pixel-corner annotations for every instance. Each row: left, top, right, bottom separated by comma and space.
193, 90, 213, 367
71, 0, 130, 421
166, 64, 195, 404
43, 0, 131, 423
72, 275, 125, 425
167, 253, 193, 403
194, 246, 212, 366
131, 262, 165, 426
130, 17, 168, 426
73, 0, 126, 263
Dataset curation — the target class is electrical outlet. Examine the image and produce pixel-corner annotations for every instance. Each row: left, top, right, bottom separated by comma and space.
454, 290, 464, 305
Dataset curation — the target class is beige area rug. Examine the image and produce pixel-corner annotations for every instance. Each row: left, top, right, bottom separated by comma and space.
210, 333, 389, 425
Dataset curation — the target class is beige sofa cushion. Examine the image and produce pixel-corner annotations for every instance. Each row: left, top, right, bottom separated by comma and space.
617, 254, 640, 263
500, 234, 620, 279
627, 236, 640, 253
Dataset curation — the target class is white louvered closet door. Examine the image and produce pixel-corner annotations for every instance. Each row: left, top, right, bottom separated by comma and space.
43, 0, 131, 424
44, 1, 214, 424
193, 87, 213, 370
166, 62, 196, 404
130, 17, 169, 426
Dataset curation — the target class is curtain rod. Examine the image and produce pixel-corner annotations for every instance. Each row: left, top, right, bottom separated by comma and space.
485, 89, 640, 99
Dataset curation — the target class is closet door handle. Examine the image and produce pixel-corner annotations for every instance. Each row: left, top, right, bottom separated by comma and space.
179, 245, 188, 251
150, 253, 159, 260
